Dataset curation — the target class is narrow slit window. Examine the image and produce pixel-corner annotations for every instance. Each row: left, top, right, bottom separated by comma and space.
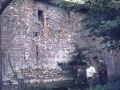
36, 45, 38, 60
68, 11, 70, 18
38, 10, 43, 21
68, 11, 70, 23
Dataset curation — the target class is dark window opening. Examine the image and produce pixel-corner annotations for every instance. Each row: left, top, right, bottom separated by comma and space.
68, 11, 70, 23
36, 45, 39, 61
68, 11, 70, 18
33, 32, 39, 37
38, 10, 43, 21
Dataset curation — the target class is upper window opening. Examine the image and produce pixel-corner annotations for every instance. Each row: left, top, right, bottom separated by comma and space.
38, 10, 43, 21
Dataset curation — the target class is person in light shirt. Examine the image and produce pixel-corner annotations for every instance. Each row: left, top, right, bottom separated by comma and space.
86, 61, 96, 88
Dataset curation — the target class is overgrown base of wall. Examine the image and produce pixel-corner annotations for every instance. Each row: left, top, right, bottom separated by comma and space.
27, 80, 73, 90
3, 80, 74, 90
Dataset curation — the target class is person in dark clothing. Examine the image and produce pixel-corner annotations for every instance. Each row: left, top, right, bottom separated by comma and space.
75, 68, 85, 90
93, 56, 108, 86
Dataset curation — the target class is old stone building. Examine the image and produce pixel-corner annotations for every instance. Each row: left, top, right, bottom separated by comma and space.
0, 0, 117, 89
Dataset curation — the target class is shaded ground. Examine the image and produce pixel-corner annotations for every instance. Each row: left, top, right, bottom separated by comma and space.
2, 85, 75, 90
2, 85, 20, 90
3, 76, 120, 90
2, 80, 74, 90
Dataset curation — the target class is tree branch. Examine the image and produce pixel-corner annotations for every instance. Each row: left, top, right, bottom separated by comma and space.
0, 0, 12, 15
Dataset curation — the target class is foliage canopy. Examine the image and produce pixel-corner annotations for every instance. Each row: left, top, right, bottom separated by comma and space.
51, 0, 120, 51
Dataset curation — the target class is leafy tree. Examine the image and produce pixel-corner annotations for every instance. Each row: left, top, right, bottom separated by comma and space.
51, 0, 87, 12
68, 45, 96, 66
51, 0, 120, 51
58, 44, 101, 71
80, 0, 120, 51
58, 46, 90, 69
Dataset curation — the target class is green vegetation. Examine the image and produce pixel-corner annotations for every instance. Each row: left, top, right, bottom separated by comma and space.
51, 0, 120, 90
12, 0, 32, 4
51, 0, 87, 12
51, 0, 120, 51
88, 80, 120, 90
66, 45, 100, 66
1, 0, 120, 90
80, 0, 120, 51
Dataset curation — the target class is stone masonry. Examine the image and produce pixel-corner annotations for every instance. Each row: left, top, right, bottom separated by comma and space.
0, 0, 116, 89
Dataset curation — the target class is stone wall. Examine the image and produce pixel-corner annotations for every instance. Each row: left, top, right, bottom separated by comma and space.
1, 0, 116, 88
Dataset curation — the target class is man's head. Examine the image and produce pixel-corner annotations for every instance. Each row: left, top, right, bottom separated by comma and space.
93, 56, 99, 62
77, 68, 81, 73
86, 61, 91, 67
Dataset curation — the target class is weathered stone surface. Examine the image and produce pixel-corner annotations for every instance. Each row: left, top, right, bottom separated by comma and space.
1, 1, 118, 89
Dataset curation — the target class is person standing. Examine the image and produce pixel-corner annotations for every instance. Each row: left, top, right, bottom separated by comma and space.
86, 61, 96, 88
75, 68, 85, 90
93, 56, 108, 85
